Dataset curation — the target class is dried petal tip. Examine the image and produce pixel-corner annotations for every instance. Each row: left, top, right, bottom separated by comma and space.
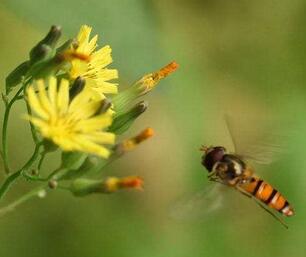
153, 61, 179, 80
134, 127, 154, 144
118, 176, 144, 190
105, 176, 144, 192
135, 61, 179, 96
119, 128, 154, 152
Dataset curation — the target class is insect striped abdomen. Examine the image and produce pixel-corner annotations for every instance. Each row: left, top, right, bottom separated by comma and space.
241, 177, 294, 217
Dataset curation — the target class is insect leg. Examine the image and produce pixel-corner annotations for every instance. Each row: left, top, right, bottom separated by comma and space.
235, 186, 288, 229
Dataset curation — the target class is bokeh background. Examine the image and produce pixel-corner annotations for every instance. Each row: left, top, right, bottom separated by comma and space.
1, 1, 306, 256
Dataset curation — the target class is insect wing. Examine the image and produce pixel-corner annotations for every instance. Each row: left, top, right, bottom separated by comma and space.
169, 183, 226, 221
225, 114, 291, 165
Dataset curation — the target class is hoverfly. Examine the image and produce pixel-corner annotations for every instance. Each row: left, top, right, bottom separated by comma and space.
170, 115, 295, 228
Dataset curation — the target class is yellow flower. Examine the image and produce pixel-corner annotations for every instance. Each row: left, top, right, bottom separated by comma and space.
69, 25, 118, 100
26, 76, 115, 158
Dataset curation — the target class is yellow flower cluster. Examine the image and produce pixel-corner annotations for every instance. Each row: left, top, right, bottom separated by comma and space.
26, 25, 119, 158
26, 77, 115, 158
70, 25, 118, 100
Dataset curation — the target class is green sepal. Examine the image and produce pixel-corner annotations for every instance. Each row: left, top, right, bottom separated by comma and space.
42, 139, 58, 153
112, 85, 142, 116
70, 178, 104, 197
60, 151, 88, 170
5, 61, 30, 95
59, 156, 108, 180
56, 39, 73, 54
59, 156, 95, 180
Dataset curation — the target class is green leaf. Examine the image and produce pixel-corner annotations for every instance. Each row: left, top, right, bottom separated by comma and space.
5, 61, 30, 95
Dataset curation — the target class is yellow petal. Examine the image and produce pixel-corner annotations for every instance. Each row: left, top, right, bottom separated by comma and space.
68, 89, 91, 113
76, 137, 111, 158
37, 80, 54, 117
27, 86, 49, 120
97, 69, 118, 80
83, 132, 115, 144
74, 115, 112, 132
57, 79, 69, 114
48, 76, 58, 114
94, 81, 118, 94
86, 34, 98, 54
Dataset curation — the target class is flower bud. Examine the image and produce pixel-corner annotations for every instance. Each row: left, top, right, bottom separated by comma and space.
30, 25, 62, 63
112, 61, 178, 114
29, 44, 53, 65
109, 101, 148, 134
70, 176, 143, 196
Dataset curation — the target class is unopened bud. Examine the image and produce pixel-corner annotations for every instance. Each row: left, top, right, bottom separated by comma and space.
41, 25, 62, 48
70, 176, 144, 196
29, 44, 53, 64
30, 25, 62, 63
69, 77, 85, 100
112, 61, 178, 114
109, 101, 148, 134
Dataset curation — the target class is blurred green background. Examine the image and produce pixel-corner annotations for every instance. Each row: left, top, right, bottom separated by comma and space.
1, 0, 306, 256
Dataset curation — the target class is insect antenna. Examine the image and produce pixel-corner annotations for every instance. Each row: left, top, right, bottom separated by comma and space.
200, 145, 208, 152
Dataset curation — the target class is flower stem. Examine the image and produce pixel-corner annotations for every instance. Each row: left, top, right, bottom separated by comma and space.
0, 143, 42, 200
1, 87, 24, 174
0, 186, 46, 217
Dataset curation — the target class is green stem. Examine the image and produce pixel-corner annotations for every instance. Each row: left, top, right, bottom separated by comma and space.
22, 172, 48, 182
1, 87, 24, 174
37, 151, 46, 170
0, 143, 42, 200
0, 186, 46, 217
22, 166, 64, 182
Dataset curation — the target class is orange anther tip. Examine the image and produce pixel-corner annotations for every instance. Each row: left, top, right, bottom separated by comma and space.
157, 61, 179, 78
120, 176, 144, 190
136, 128, 154, 142
143, 127, 154, 138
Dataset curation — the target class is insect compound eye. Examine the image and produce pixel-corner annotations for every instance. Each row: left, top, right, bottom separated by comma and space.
201, 146, 226, 172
